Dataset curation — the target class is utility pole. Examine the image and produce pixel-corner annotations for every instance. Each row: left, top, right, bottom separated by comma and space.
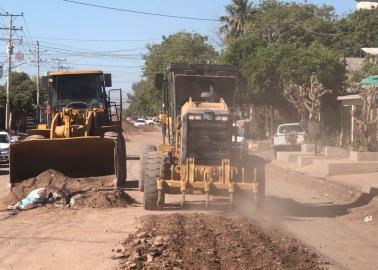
36, 41, 40, 110
30, 41, 46, 123
0, 12, 23, 131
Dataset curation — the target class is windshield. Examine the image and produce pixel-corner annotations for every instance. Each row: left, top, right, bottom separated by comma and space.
174, 76, 237, 108
279, 125, 303, 134
0, 134, 10, 143
52, 74, 104, 109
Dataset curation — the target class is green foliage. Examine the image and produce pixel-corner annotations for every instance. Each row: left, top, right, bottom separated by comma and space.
125, 80, 159, 117
221, 0, 346, 115
127, 32, 218, 116
347, 57, 378, 90
332, 8, 378, 57
245, 1, 336, 46
0, 72, 36, 113
142, 32, 218, 79
220, 0, 254, 42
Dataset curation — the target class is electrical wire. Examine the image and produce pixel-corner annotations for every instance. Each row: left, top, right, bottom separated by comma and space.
30, 36, 161, 42
62, 0, 220, 22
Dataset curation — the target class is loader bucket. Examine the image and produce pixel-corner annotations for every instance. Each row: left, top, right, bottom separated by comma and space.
9, 137, 115, 185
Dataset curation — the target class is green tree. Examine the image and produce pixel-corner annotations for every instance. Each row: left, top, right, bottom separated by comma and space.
332, 8, 378, 57
220, 0, 254, 42
347, 57, 378, 90
0, 72, 36, 113
221, 0, 345, 116
244, 0, 336, 46
127, 32, 218, 116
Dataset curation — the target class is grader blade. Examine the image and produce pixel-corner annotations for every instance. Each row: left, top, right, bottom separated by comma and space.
9, 137, 115, 185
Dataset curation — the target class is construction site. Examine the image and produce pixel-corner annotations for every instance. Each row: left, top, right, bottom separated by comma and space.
1, 1, 378, 270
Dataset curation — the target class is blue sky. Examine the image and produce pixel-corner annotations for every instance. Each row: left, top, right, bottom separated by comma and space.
0, 0, 357, 100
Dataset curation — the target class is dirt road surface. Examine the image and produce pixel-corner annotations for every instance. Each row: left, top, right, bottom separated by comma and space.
1, 130, 378, 269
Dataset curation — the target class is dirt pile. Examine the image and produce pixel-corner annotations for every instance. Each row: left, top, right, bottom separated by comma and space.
6, 170, 135, 208
114, 214, 326, 270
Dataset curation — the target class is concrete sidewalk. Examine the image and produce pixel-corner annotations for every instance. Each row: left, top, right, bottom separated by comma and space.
271, 158, 378, 194
327, 173, 378, 193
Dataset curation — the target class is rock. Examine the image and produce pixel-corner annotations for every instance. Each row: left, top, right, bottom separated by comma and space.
147, 254, 154, 262
129, 263, 137, 269
153, 236, 165, 247
136, 232, 147, 238
133, 239, 141, 245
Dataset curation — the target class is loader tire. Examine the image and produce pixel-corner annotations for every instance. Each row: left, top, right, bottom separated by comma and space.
104, 131, 126, 188
143, 151, 164, 210
139, 145, 157, 192
23, 135, 45, 141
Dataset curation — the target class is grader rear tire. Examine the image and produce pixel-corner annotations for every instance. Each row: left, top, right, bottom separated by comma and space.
104, 131, 126, 188
139, 145, 157, 192
143, 151, 164, 210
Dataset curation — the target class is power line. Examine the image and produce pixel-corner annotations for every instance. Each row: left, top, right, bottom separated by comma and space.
30, 36, 161, 42
62, 0, 220, 22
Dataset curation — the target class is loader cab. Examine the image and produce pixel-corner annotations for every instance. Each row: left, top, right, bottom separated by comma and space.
44, 70, 110, 111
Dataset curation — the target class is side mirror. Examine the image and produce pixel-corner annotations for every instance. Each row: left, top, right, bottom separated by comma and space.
41, 76, 48, 91
154, 73, 164, 90
104, 74, 112, 87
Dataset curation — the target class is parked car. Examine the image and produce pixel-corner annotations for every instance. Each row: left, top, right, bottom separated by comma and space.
145, 119, 155, 126
273, 123, 305, 157
0, 131, 14, 163
133, 119, 147, 127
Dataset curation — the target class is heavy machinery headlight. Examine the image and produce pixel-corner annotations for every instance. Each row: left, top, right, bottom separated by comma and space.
215, 116, 228, 121
189, 115, 202, 120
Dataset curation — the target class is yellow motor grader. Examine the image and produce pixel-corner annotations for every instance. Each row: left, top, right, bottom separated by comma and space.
140, 64, 265, 210
9, 70, 127, 187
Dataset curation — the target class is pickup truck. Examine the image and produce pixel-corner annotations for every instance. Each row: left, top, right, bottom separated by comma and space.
273, 123, 305, 157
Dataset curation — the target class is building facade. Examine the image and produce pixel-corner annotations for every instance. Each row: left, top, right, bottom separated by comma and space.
357, 0, 378, 10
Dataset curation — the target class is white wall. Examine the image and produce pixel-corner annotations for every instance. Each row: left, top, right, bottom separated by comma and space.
357, 2, 378, 10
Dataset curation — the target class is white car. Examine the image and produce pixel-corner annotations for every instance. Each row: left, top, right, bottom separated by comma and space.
273, 123, 305, 156
0, 131, 13, 162
133, 119, 147, 127
145, 119, 155, 126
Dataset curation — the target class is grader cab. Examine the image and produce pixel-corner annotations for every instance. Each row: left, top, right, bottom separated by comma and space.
140, 64, 265, 210
9, 70, 127, 187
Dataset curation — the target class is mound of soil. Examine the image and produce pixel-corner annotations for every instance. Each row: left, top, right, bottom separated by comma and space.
6, 170, 134, 208
114, 214, 326, 270
70, 189, 134, 208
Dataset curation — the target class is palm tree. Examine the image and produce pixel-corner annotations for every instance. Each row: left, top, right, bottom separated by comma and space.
220, 0, 253, 42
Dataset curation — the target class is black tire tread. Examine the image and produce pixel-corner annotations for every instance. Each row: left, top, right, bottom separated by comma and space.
143, 151, 164, 210
139, 145, 157, 191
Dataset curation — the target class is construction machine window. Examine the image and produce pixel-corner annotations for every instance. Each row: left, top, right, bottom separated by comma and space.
174, 76, 237, 108
52, 74, 104, 109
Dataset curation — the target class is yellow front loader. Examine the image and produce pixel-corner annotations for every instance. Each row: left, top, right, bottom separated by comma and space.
9, 70, 127, 187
